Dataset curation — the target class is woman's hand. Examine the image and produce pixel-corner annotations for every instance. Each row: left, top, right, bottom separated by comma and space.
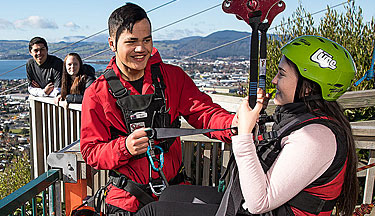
54, 95, 62, 105
61, 101, 69, 109
237, 88, 265, 135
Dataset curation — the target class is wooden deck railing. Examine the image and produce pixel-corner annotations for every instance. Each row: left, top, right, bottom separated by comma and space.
27, 89, 375, 214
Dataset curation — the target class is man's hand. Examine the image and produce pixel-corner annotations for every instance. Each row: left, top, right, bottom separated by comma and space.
44, 83, 54, 95
231, 112, 239, 134
31, 80, 41, 88
125, 128, 149, 156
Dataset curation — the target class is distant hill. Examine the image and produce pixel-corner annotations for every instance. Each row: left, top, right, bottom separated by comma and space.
154, 30, 252, 59
0, 30, 259, 60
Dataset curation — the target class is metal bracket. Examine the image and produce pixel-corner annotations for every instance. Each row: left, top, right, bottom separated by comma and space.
47, 152, 77, 183
222, 0, 286, 25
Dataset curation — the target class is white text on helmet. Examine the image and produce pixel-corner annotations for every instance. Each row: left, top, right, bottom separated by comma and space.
310, 49, 337, 70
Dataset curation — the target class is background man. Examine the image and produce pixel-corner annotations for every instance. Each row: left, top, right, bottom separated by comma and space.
26, 36, 62, 97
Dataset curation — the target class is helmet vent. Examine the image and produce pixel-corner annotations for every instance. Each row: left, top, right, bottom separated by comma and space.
332, 43, 339, 50
292, 42, 301, 46
300, 39, 311, 46
317, 38, 325, 43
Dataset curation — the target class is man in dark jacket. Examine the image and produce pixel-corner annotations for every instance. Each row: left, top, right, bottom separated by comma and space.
26, 36, 63, 97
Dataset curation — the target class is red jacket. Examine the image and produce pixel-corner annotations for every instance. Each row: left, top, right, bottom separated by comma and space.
80, 49, 234, 212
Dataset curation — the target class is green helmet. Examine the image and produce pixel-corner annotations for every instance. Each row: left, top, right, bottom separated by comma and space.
281, 35, 356, 101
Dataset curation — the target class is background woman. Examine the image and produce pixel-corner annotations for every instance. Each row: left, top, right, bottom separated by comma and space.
135, 35, 359, 216
55, 53, 96, 107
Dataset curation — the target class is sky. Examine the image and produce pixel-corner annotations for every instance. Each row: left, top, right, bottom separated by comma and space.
0, 0, 374, 43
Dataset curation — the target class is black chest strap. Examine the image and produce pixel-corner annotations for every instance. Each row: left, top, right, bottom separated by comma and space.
103, 63, 165, 100
104, 64, 180, 157
104, 69, 129, 99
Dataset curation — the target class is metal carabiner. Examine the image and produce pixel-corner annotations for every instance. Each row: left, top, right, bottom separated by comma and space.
147, 145, 164, 172
148, 163, 167, 196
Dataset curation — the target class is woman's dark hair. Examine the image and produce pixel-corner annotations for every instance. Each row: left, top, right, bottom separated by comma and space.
108, 3, 151, 50
285, 57, 358, 215
28, 36, 48, 52
61, 53, 86, 100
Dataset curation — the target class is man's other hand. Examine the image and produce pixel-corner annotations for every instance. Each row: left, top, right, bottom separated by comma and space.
44, 82, 54, 95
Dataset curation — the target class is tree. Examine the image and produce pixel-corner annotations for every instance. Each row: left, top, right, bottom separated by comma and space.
0, 153, 31, 199
264, 0, 374, 93
21, 128, 29, 136
4, 124, 9, 133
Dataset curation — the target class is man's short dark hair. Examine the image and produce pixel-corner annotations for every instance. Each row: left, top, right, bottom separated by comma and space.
108, 3, 151, 48
29, 37, 48, 52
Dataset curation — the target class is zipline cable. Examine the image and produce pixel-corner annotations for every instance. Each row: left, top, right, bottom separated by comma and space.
91, 3, 223, 63
0, 2, 221, 95
0, 82, 29, 95
0, 0, 178, 78
92, 3, 223, 76
183, 0, 350, 60
0, 0, 351, 94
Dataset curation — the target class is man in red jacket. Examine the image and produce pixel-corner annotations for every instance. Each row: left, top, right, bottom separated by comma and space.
80, 3, 236, 215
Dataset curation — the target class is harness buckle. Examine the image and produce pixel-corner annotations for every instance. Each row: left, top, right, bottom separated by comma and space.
111, 173, 128, 189
259, 130, 278, 142
112, 88, 128, 98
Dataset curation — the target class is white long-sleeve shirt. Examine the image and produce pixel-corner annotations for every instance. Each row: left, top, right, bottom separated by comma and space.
28, 86, 60, 97
232, 123, 337, 214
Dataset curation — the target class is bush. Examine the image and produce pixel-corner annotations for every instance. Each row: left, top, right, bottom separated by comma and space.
0, 153, 31, 199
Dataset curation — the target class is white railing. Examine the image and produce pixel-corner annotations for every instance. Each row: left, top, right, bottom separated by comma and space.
28, 90, 375, 212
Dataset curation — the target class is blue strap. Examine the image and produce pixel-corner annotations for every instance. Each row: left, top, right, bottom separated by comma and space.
355, 43, 375, 86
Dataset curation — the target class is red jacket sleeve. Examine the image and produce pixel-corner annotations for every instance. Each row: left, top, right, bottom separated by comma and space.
80, 84, 133, 170
164, 65, 235, 143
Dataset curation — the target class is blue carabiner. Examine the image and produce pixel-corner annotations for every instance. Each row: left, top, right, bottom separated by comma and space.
147, 145, 164, 172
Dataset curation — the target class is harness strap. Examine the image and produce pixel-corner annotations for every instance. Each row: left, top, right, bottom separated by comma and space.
104, 70, 129, 98
104, 64, 180, 158
288, 191, 337, 214
150, 64, 166, 91
109, 171, 154, 206
258, 113, 318, 142
218, 152, 235, 192
108, 164, 188, 207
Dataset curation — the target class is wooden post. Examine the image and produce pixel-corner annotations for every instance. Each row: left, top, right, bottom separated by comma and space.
29, 99, 44, 178
195, 142, 202, 185
202, 142, 212, 186
212, 142, 219, 186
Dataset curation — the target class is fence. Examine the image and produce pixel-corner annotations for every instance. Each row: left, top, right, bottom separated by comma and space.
25, 89, 375, 214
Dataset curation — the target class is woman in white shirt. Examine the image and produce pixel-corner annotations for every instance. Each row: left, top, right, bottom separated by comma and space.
135, 35, 358, 216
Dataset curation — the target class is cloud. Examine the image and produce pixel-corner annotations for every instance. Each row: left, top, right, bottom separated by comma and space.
64, 22, 80, 30
14, 16, 58, 29
154, 28, 205, 40
0, 19, 14, 29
